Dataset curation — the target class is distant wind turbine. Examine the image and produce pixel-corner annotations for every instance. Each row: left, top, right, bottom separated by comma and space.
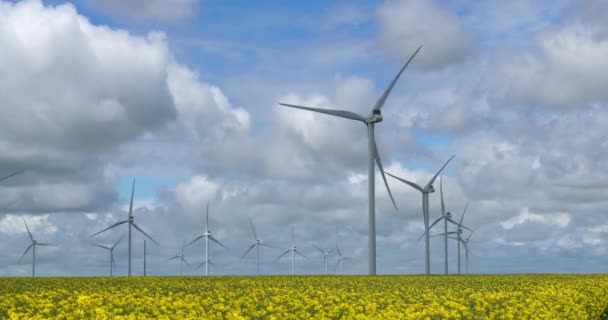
462, 226, 478, 274
276, 225, 309, 275
91, 179, 159, 277
242, 217, 273, 276
335, 244, 351, 275
386, 155, 455, 275
92, 235, 124, 276
432, 202, 471, 275
279, 45, 422, 275
0, 169, 24, 183
168, 242, 190, 276
313, 245, 335, 275
186, 201, 225, 276
19, 218, 54, 277
417, 176, 470, 274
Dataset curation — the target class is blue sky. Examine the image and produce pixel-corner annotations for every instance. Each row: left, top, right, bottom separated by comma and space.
0, 0, 607, 277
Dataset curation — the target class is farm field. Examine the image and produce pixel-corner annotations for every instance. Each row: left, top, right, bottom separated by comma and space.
1, 274, 608, 319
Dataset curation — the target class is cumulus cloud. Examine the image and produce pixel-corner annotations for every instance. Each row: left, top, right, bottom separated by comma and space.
376, 0, 471, 69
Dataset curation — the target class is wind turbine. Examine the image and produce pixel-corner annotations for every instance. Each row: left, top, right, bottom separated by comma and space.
335, 244, 351, 275
313, 245, 334, 275
168, 242, 190, 276
0, 169, 24, 183
242, 217, 273, 276
186, 201, 225, 276
92, 236, 124, 276
279, 46, 422, 275
276, 225, 309, 275
432, 202, 470, 275
385, 155, 455, 275
91, 179, 159, 277
462, 226, 478, 274
19, 218, 54, 277
417, 176, 470, 274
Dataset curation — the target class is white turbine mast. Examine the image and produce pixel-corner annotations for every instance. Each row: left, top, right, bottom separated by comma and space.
276, 224, 309, 275
91, 179, 159, 277
279, 46, 422, 275
19, 218, 55, 277
242, 217, 273, 276
186, 201, 225, 276
92, 235, 124, 276
385, 155, 455, 274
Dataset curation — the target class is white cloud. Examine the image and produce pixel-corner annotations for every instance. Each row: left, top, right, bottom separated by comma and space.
85, 0, 199, 22
376, 0, 471, 69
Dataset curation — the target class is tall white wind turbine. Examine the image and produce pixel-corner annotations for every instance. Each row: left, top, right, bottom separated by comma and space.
386, 155, 455, 274
0, 170, 24, 183
335, 244, 351, 275
91, 179, 159, 277
93, 236, 124, 276
276, 225, 309, 275
242, 217, 273, 276
19, 218, 55, 277
313, 245, 334, 275
186, 201, 225, 276
279, 46, 422, 275
417, 176, 470, 274
168, 242, 190, 276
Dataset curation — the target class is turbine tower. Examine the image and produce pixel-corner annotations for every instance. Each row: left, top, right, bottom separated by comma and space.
186, 201, 225, 276
386, 155, 455, 274
91, 179, 159, 277
0, 170, 24, 183
242, 217, 273, 276
279, 46, 421, 275
417, 176, 470, 274
19, 218, 54, 277
313, 245, 334, 275
92, 235, 124, 276
276, 225, 309, 275
168, 242, 190, 276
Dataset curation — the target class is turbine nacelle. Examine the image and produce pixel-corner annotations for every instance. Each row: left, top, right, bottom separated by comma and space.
366, 110, 383, 123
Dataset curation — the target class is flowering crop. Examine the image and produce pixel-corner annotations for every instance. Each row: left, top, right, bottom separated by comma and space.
1, 274, 607, 319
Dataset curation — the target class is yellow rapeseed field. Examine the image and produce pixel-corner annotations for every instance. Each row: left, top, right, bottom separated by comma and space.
1, 274, 607, 319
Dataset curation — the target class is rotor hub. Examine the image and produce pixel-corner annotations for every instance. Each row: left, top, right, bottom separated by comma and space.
367, 110, 383, 123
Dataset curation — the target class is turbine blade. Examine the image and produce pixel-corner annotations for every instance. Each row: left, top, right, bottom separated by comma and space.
279, 103, 367, 122
36, 243, 55, 246
372, 138, 398, 212
168, 256, 180, 261
249, 217, 258, 241
18, 244, 33, 263
206, 201, 209, 231
416, 231, 426, 242
313, 245, 325, 254
196, 261, 206, 270
0, 170, 24, 183
385, 172, 423, 192
446, 217, 460, 226
459, 202, 469, 225
291, 224, 294, 244
429, 216, 444, 230
209, 235, 225, 248
112, 235, 125, 248
275, 250, 291, 261
466, 225, 480, 242
22, 219, 34, 242
241, 244, 256, 259
425, 155, 455, 190
131, 223, 159, 245
440, 175, 445, 215
295, 250, 310, 260
93, 244, 111, 250
128, 179, 136, 218
182, 257, 191, 266
448, 236, 459, 240
260, 243, 276, 249
373, 45, 422, 111
90, 220, 128, 237
431, 232, 457, 238
185, 235, 204, 247
336, 246, 342, 257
